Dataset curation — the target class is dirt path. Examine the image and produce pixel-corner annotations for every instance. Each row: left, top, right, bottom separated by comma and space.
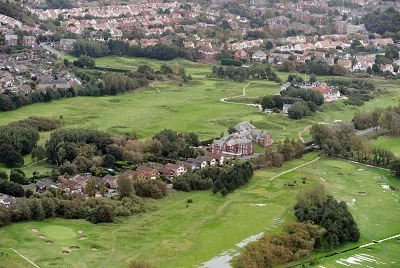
268, 157, 321, 181
27, 158, 48, 167
1, 248, 41, 268
298, 125, 311, 142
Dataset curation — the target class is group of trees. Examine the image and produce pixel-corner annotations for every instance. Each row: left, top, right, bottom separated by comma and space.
173, 162, 253, 196
364, 8, 400, 37
209, 64, 279, 82
234, 184, 360, 268
234, 220, 322, 267
310, 122, 400, 176
0, 124, 40, 167
133, 179, 167, 199
251, 138, 305, 169
295, 185, 360, 250
152, 129, 199, 159
261, 85, 323, 119
71, 40, 197, 61
0, 190, 149, 227
330, 78, 376, 106
298, 59, 348, 77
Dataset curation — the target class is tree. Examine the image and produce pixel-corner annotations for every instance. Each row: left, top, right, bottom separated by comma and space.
332, 64, 347, 76
0, 171, 8, 181
309, 74, 317, 83
117, 174, 134, 198
85, 178, 96, 197
0, 204, 11, 227
280, 60, 296, 72
103, 154, 116, 167
390, 158, 400, 177
10, 169, 27, 185
288, 101, 311, 120
265, 41, 274, 51
99, 180, 106, 197
27, 198, 45, 220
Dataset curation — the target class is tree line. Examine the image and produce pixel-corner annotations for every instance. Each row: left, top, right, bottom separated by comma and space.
0, 189, 150, 227
310, 122, 400, 177
71, 39, 198, 61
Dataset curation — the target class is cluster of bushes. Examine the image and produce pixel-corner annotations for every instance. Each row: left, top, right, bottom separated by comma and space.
9, 116, 61, 132
71, 39, 197, 61
251, 138, 305, 169
209, 64, 279, 82
0, 191, 149, 227
234, 221, 322, 267
213, 162, 253, 196
295, 185, 360, 250
133, 179, 167, 199
173, 173, 213, 192
221, 58, 243, 67
330, 78, 376, 106
0, 124, 40, 167
152, 129, 199, 159
0, 88, 78, 112
0, 179, 25, 197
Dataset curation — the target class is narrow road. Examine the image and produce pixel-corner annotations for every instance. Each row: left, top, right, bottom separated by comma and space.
39, 43, 63, 58
268, 157, 321, 181
0, 248, 41, 268
298, 125, 311, 142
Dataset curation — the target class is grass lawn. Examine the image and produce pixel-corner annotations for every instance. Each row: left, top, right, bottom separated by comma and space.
372, 136, 400, 156
1, 153, 399, 268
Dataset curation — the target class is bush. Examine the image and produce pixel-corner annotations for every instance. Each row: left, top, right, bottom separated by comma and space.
187, 199, 193, 203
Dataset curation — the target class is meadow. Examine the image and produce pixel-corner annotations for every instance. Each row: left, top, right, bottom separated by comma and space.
1, 153, 399, 268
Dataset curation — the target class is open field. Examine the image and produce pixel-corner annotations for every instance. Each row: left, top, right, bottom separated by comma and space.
0, 153, 399, 268
372, 136, 400, 156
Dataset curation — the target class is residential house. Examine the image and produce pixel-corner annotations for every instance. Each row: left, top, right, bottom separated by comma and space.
0, 71, 14, 90
196, 155, 216, 167
59, 177, 84, 194
176, 161, 196, 172
234, 49, 249, 61
232, 121, 274, 147
60, 39, 76, 51
103, 174, 118, 189
338, 59, 352, 70
282, 104, 292, 114
23, 36, 36, 47
165, 163, 186, 176
0, 194, 16, 208
210, 136, 253, 156
135, 166, 159, 179
252, 50, 267, 61
187, 158, 208, 170
35, 180, 59, 193
312, 84, 341, 101
204, 152, 224, 166
4, 34, 18, 46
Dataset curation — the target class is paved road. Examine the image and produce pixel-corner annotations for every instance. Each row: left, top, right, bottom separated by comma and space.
39, 43, 63, 58
355, 127, 379, 136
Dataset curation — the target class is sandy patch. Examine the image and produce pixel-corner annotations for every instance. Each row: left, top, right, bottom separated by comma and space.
39, 234, 46, 239
91, 248, 98, 251
62, 251, 69, 254
79, 236, 87, 240
249, 204, 267, 207
32, 228, 39, 233
78, 229, 83, 234
358, 191, 368, 195
69, 246, 80, 250
45, 240, 53, 244
320, 178, 326, 182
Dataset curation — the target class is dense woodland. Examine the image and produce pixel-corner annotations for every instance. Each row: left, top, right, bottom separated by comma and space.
209, 63, 280, 82
364, 8, 400, 38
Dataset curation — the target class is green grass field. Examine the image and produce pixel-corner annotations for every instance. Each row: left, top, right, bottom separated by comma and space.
1, 153, 399, 268
372, 136, 400, 156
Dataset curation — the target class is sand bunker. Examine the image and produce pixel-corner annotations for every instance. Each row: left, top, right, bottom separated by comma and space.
359, 191, 368, 195
69, 246, 80, 250
32, 228, 39, 232
62, 251, 69, 254
39, 234, 46, 239
79, 236, 87, 240
91, 248, 98, 251
78, 230, 83, 234
45, 240, 53, 244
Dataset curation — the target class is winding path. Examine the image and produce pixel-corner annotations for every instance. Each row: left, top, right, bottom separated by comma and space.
220, 81, 260, 107
268, 157, 321, 181
298, 125, 311, 142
